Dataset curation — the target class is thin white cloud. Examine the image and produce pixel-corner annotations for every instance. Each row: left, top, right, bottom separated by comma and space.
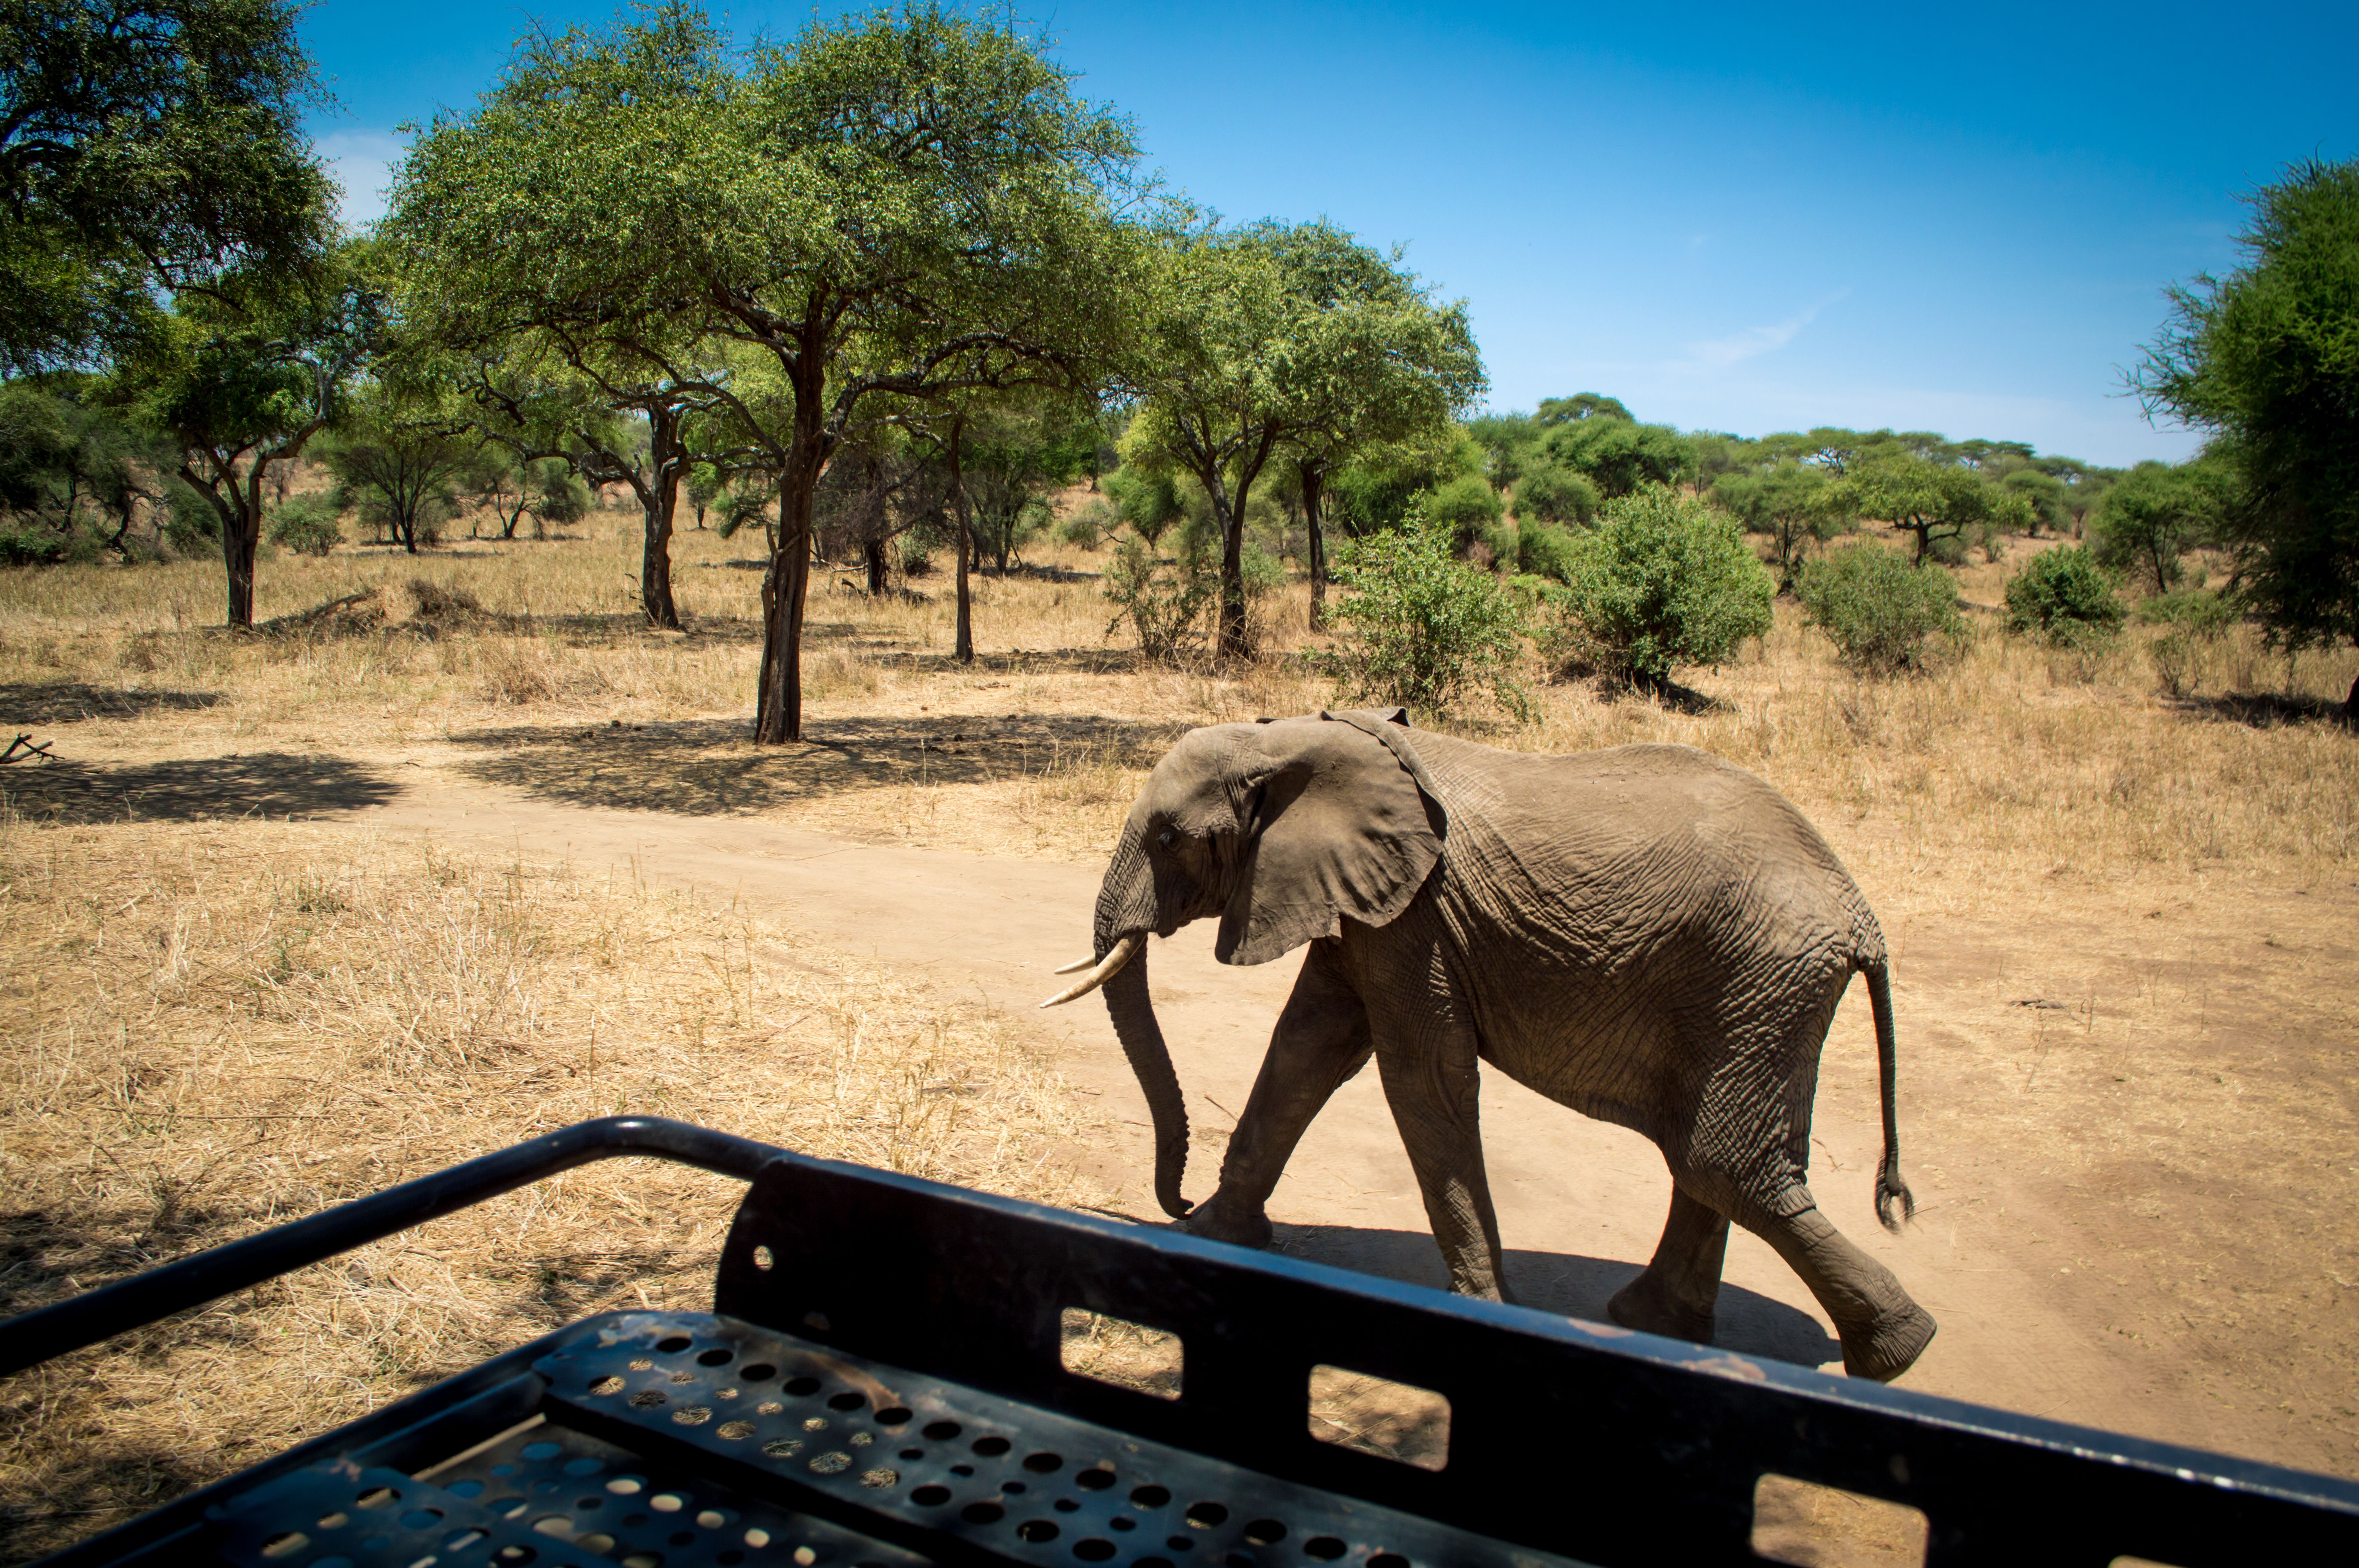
1683, 299, 1825, 369
314, 129, 407, 229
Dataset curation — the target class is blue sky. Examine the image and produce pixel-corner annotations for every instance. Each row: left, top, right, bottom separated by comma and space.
301, 1, 2357, 468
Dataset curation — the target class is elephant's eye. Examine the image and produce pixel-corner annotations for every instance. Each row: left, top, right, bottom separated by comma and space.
1156, 828, 1175, 849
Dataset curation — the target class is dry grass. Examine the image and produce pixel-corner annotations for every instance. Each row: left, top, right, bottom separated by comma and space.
0, 818, 1094, 1559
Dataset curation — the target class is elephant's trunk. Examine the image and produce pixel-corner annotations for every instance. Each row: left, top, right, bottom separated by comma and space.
1104, 940, 1190, 1218
1091, 822, 1190, 1218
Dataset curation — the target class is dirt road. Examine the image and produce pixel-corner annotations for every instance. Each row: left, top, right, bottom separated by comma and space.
329, 748, 2359, 1486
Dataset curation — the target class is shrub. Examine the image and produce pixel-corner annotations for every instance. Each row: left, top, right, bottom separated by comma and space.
1798, 544, 1966, 673
1103, 537, 1216, 664
1059, 498, 1115, 549
1321, 502, 1531, 717
1539, 486, 1772, 688
2004, 545, 2123, 646
1513, 461, 1598, 526
1516, 521, 1580, 582
1241, 542, 1287, 599
1422, 472, 1504, 548
2135, 588, 2237, 635
268, 495, 342, 557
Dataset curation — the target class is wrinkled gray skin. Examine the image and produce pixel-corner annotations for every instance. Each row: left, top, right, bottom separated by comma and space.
1089, 708, 1936, 1382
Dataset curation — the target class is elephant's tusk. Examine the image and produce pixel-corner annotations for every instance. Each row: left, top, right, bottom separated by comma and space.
1039, 932, 1143, 1008
1052, 955, 1096, 975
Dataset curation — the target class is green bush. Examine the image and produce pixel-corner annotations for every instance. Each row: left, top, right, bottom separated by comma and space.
1103, 536, 1217, 664
0, 522, 65, 565
2004, 545, 2123, 646
1241, 541, 1287, 599
1059, 498, 1115, 549
269, 495, 343, 557
1513, 461, 1598, 526
1516, 521, 1580, 582
1321, 502, 1531, 718
1797, 544, 1967, 673
1422, 472, 1503, 547
1539, 486, 1772, 688
2135, 587, 2237, 635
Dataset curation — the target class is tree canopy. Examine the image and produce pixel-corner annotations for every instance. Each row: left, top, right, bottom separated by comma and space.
2130, 156, 2359, 708
0, 0, 333, 373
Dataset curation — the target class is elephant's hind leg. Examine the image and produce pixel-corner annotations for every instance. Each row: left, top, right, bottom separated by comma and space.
1749, 1196, 1936, 1382
1607, 1185, 1730, 1344
1186, 939, 1373, 1252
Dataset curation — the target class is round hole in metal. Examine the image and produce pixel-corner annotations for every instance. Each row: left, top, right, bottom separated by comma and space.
1075, 1541, 1118, 1562
630, 1390, 666, 1408
1165, 1538, 1194, 1553
1023, 1452, 1063, 1474
655, 1336, 692, 1353
950, 1465, 975, 1478
608, 1478, 646, 1495
563, 1459, 603, 1477
673, 1406, 714, 1426
911, 1486, 952, 1507
356, 1486, 399, 1510
900, 1449, 925, 1461
875, 1406, 913, 1426
1017, 1521, 1060, 1543
740, 1363, 778, 1383
1130, 1486, 1170, 1509
861, 1468, 900, 1489
397, 1509, 444, 1530
1135, 1558, 1174, 1568
963, 1502, 1006, 1524
718, 1421, 757, 1440
258, 1532, 308, 1559
751, 1245, 775, 1270
1243, 1521, 1285, 1545
1301, 1540, 1346, 1562
1109, 1518, 1135, 1533
1367, 1555, 1409, 1568
785, 1376, 823, 1397
1075, 1468, 1116, 1491
590, 1376, 625, 1396
972, 1436, 1012, 1457
924, 1421, 962, 1441
1185, 1503, 1228, 1530
811, 1452, 852, 1474
1004, 1482, 1027, 1495
1054, 1499, 1081, 1514
698, 1348, 735, 1367
828, 1392, 867, 1412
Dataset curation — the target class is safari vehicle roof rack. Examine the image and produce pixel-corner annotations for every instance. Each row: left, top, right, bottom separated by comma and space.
3, 1116, 2353, 1568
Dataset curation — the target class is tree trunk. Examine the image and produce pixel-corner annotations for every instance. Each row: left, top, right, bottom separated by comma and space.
863, 537, 889, 596
1302, 461, 1328, 631
1216, 481, 1249, 659
2346, 666, 2358, 728
221, 502, 260, 628
756, 470, 814, 744
951, 415, 974, 664
642, 472, 681, 630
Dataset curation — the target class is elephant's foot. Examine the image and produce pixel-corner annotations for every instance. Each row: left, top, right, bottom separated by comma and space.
1838, 1299, 1937, 1383
1606, 1269, 1716, 1344
1181, 1192, 1274, 1251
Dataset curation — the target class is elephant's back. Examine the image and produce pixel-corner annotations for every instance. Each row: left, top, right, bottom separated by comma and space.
1410, 735, 1873, 958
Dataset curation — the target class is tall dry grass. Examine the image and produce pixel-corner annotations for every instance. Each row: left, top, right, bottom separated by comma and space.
0, 819, 1094, 1559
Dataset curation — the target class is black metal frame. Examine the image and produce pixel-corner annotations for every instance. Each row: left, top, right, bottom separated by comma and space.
6, 1118, 2357, 1568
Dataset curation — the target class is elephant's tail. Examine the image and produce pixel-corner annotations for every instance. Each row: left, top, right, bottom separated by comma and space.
1862, 955, 1916, 1233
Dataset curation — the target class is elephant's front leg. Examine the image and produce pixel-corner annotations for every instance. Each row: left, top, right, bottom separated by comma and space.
1187, 939, 1373, 1250
1608, 1185, 1730, 1343
1372, 993, 1514, 1302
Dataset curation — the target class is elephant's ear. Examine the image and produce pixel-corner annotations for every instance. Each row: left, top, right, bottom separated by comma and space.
1214, 715, 1447, 965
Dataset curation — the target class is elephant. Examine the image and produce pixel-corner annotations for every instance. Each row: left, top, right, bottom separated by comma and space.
1043, 707, 1936, 1383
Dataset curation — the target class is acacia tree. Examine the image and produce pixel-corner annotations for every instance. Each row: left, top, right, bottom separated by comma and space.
1836, 450, 2030, 565
390, 4, 1139, 740
2131, 157, 2359, 715
1270, 223, 1485, 628
1, 0, 333, 373
111, 256, 378, 622
1713, 458, 1841, 592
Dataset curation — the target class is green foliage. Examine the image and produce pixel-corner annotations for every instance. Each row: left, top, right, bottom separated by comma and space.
1240, 541, 1287, 599
1321, 502, 1530, 717
1421, 470, 1502, 547
1541, 416, 1695, 500
320, 390, 476, 553
267, 492, 340, 555
1537, 486, 1772, 688
0, 378, 180, 561
0, 0, 335, 374
2090, 459, 2227, 592
1103, 535, 1217, 664
2135, 588, 2237, 634
1516, 521, 1580, 582
1712, 459, 1841, 591
1797, 544, 1967, 674
2130, 157, 2359, 664
1103, 466, 1184, 544
1512, 460, 1598, 525
2004, 545, 2124, 646
2000, 466, 2068, 535
1535, 392, 1632, 425
1834, 451, 2032, 565
1060, 497, 1114, 548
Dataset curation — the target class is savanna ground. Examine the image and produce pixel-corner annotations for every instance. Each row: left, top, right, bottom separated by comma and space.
0, 495, 2353, 1565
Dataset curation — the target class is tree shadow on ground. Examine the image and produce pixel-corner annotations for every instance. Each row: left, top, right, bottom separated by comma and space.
0, 753, 402, 825
0, 683, 223, 726
1271, 1221, 1841, 1370
449, 711, 1185, 817
873, 645, 1134, 678
2170, 691, 2355, 730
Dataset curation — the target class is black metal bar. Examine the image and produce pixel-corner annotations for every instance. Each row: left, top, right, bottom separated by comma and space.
0, 1116, 782, 1378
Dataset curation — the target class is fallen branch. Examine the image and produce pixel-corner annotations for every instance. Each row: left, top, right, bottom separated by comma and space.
1, 733, 55, 764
